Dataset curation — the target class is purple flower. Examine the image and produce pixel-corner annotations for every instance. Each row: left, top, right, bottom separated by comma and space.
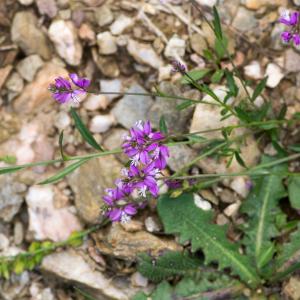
69, 73, 91, 90
279, 10, 299, 26
171, 60, 187, 74
294, 34, 300, 46
122, 120, 168, 168
107, 204, 137, 223
281, 31, 293, 43
49, 74, 90, 104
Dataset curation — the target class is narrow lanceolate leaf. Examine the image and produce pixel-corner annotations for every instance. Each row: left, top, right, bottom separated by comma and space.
275, 224, 300, 279
240, 156, 287, 271
181, 69, 210, 84
138, 252, 201, 283
288, 177, 300, 210
213, 6, 223, 40
39, 159, 89, 184
70, 107, 104, 151
159, 116, 168, 135
0, 165, 24, 175
158, 193, 260, 288
59, 131, 69, 161
251, 77, 267, 102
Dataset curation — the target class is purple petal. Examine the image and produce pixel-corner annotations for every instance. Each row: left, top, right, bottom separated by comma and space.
144, 120, 151, 135
124, 204, 137, 215
281, 31, 292, 43
294, 34, 300, 45
69, 73, 91, 90
140, 150, 149, 164
290, 12, 299, 26
108, 208, 122, 222
55, 77, 71, 89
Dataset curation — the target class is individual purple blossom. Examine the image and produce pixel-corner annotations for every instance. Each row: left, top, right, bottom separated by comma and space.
171, 60, 187, 74
106, 204, 137, 223
294, 33, 300, 46
49, 74, 90, 104
281, 31, 293, 43
279, 10, 299, 26
122, 120, 169, 168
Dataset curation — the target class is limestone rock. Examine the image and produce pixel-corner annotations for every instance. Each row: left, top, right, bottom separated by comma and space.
127, 39, 163, 69
11, 11, 51, 60
110, 14, 133, 35
112, 85, 153, 129
42, 250, 139, 300
97, 31, 117, 55
49, 20, 82, 66
16, 54, 44, 82
93, 223, 182, 261
68, 157, 122, 224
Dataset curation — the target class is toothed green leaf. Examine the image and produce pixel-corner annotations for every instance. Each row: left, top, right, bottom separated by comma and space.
157, 193, 260, 288
240, 156, 287, 271
138, 252, 201, 282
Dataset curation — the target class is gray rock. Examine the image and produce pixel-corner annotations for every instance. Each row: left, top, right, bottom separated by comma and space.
97, 31, 117, 55
112, 85, 154, 129
68, 157, 122, 224
284, 49, 300, 73
147, 82, 194, 133
41, 249, 138, 300
5, 72, 24, 94
167, 144, 197, 172
11, 11, 51, 60
294, 0, 300, 5
94, 5, 114, 27
36, 0, 58, 18
100, 79, 122, 101
232, 7, 257, 32
127, 39, 163, 69
0, 176, 26, 223
190, 33, 208, 56
110, 14, 133, 35
16, 54, 44, 82
103, 128, 128, 163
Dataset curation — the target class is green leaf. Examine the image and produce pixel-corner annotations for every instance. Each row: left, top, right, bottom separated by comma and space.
240, 156, 287, 271
252, 77, 267, 102
211, 69, 224, 83
212, 6, 223, 40
39, 159, 89, 184
275, 224, 300, 279
181, 69, 210, 84
0, 155, 17, 164
159, 116, 168, 135
289, 144, 300, 152
70, 107, 103, 151
157, 193, 260, 288
225, 69, 238, 97
59, 131, 69, 161
138, 252, 201, 283
176, 100, 194, 111
288, 177, 300, 210
0, 165, 24, 175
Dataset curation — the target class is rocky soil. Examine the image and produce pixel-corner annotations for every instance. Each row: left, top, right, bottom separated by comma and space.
0, 0, 300, 299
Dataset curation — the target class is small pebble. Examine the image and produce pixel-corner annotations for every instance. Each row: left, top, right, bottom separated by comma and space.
89, 115, 115, 133
193, 193, 212, 211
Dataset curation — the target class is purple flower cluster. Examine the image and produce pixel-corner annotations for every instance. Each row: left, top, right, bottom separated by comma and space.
279, 10, 300, 46
49, 74, 90, 104
102, 120, 169, 223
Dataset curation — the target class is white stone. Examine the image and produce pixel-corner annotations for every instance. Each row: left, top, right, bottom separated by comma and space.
127, 39, 163, 69
110, 14, 133, 35
164, 35, 186, 59
224, 202, 241, 217
193, 193, 212, 211
18, 0, 34, 5
244, 60, 263, 80
48, 20, 82, 66
26, 186, 82, 241
131, 272, 148, 288
0, 233, 9, 250
265, 63, 284, 88
145, 216, 161, 233
84, 94, 108, 111
230, 177, 249, 198
42, 250, 136, 299
89, 114, 115, 133
158, 65, 172, 81
5, 72, 24, 93
97, 31, 117, 55
54, 111, 71, 130
195, 0, 217, 7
